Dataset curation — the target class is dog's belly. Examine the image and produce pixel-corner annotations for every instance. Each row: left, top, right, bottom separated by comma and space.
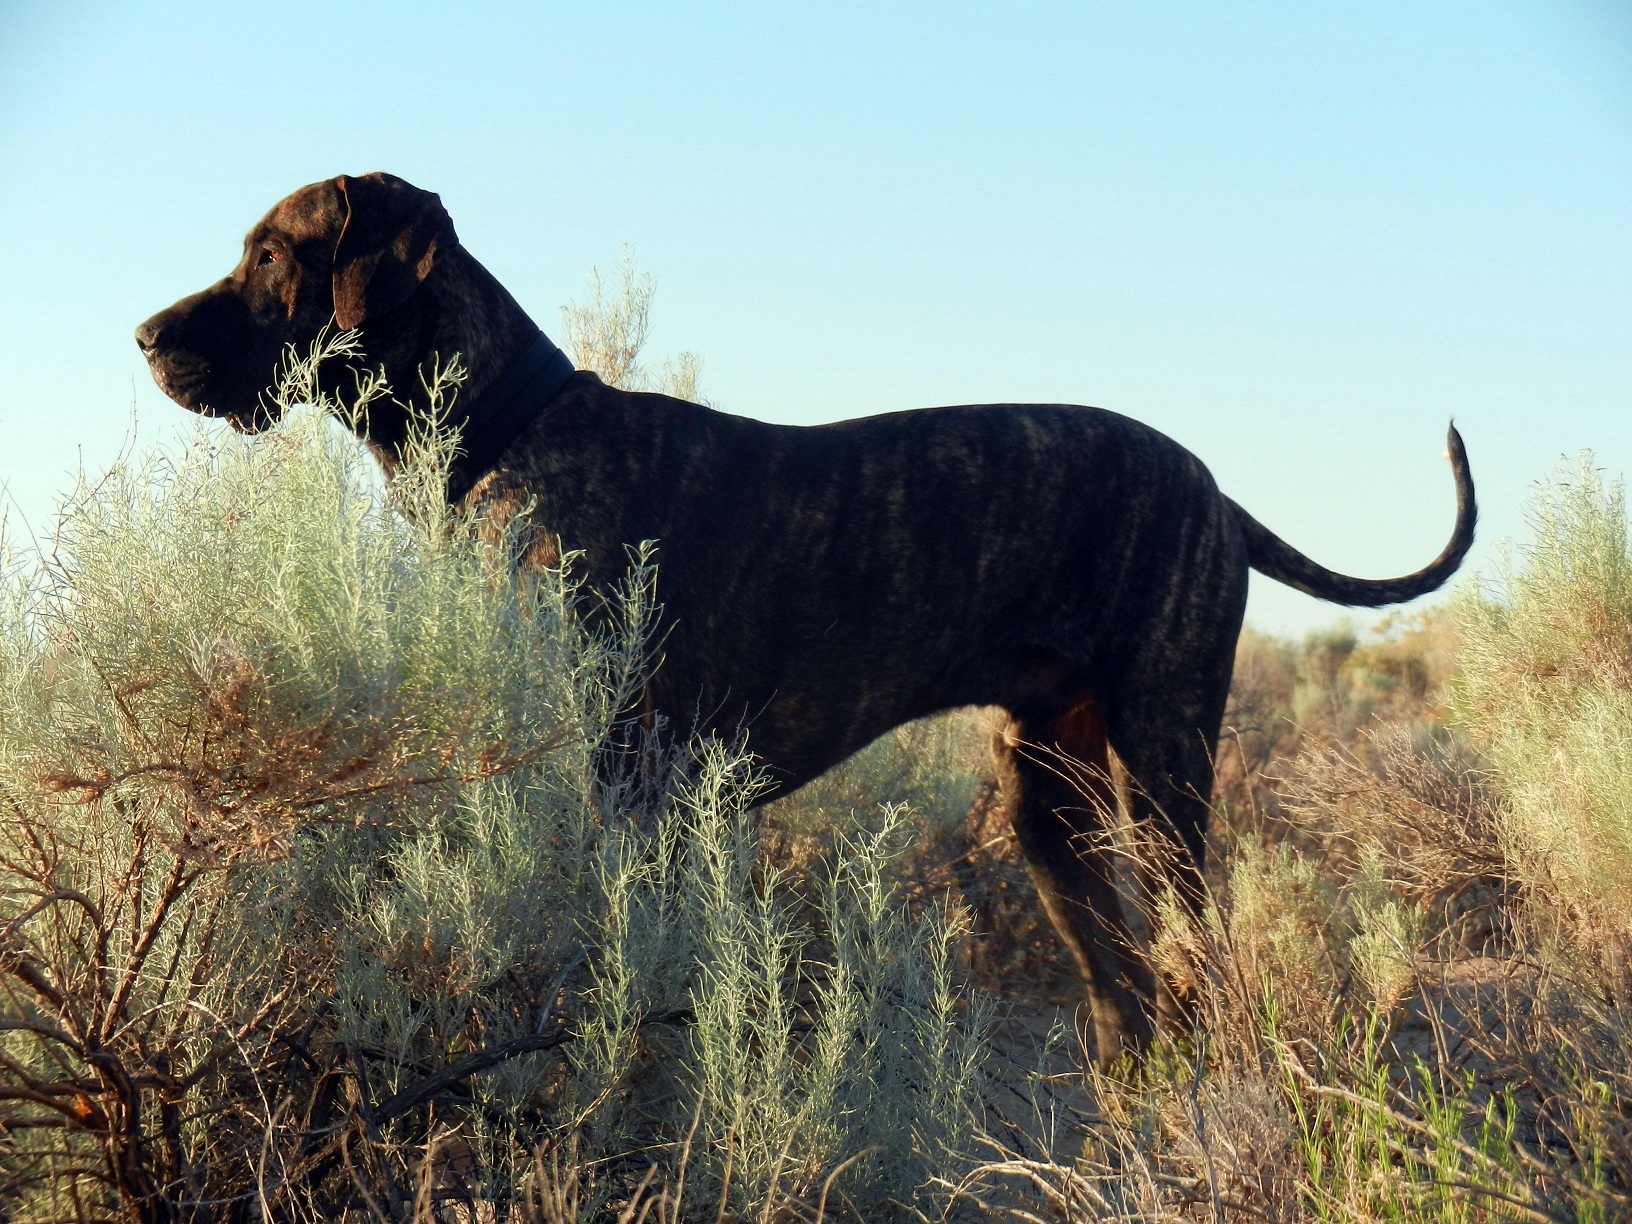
650, 592, 1109, 797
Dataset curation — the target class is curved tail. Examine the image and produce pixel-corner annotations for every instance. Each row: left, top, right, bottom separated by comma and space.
1232, 424, 1476, 608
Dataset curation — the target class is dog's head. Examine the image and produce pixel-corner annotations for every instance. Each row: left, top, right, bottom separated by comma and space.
135, 173, 455, 431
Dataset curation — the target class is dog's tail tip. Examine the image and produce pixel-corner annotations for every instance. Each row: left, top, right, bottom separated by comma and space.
1237, 424, 1477, 609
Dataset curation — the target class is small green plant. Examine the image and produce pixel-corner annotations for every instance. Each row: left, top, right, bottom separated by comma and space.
1343, 845, 1425, 1014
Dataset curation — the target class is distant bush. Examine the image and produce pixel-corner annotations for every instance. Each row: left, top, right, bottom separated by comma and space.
0, 339, 987, 1221
561, 246, 706, 403
762, 708, 990, 845
1216, 609, 1462, 834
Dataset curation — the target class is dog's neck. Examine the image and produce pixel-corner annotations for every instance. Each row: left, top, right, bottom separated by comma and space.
342, 243, 566, 478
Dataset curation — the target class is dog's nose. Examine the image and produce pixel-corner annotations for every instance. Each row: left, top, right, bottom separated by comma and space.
134, 316, 167, 355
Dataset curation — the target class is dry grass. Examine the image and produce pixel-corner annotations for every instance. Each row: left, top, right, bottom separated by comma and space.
746, 535, 1632, 1222
905, 465, 1632, 1221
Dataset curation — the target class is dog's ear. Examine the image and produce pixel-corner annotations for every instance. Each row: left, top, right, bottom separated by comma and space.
331, 173, 457, 331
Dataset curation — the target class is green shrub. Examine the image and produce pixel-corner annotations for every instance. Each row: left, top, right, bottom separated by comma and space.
1453, 455, 1632, 952
0, 341, 987, 1221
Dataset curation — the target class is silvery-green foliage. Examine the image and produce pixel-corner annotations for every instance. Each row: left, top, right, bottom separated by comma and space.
3, 330, 631, 864
1452, 455, 1632, 947
678, 795, 990, 1210
0, 333, 988, 1218
0, 333, 652, 1213
810, 809, 990, 1195
572, 747, 991, 1212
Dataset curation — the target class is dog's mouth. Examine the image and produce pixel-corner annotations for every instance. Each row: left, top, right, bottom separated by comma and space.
196, 392, 282, 434
145, 353, 280, 433
220, 404, 282, 434
145, 353, 211, 407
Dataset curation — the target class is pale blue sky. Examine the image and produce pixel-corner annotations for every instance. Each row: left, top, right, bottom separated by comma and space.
2, 0, 1628, 633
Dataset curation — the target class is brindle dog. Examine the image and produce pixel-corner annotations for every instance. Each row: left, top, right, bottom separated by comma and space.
137, 172, 1476, 1062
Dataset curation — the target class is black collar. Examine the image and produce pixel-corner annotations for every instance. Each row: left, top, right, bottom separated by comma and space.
445, 329, 577, 503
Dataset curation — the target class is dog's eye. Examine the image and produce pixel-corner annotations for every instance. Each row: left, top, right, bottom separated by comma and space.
257, 248, 281, 268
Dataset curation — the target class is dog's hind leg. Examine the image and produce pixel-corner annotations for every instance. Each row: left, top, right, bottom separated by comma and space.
994, 695, 1156, 1065
1099, 651, 1237, 1035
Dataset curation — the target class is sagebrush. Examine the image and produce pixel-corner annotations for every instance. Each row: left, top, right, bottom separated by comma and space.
0, 337, 987, 1222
